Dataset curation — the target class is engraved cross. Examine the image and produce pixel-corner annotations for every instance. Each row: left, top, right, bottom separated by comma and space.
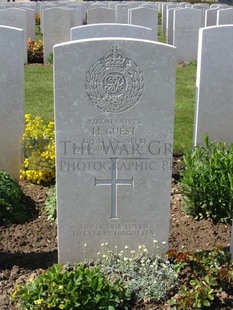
95, 158, 134, 219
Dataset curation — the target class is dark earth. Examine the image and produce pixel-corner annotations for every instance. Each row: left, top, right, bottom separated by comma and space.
0, 157, 232, 309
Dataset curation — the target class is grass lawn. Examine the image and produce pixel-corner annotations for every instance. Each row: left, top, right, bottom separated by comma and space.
24, 34, 197, 153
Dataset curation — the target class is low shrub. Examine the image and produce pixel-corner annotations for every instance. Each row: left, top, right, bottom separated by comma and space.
168, 247, 233, 309
180, 135, 233, 223
35, 13, 40, 26
27, 38, 43, 63
20, 114, 55, 184
12, 263, 131, 309
45, 185, 56, 221
91, 243, 178, 302
48, 52, 53, 65
0, 170, 29, 224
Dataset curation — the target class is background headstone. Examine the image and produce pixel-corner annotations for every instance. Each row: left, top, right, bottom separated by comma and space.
174, 8, 202, 62
194, 25, 233, 145
116, 4, 129, 24
129, 7, 158, 41
87, 7, 116, 24
0, 8, 27, 63
0, 26, 24, 179
71, 24, 153, 41
43, 7, 72, 64
217, 8, 233, 25
54, 38, 176, 263
205, 8, 219, 27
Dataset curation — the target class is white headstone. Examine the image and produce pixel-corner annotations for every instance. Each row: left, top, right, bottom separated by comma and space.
192, 3, 209, 26
87, 7, 116, 24
54, 38, 176, 263
174, 8, 202, 62
162, 3, 177, 33
43, 7, 72, 64
129, 7, 158, 41
205, 8, 219, 27
167, 7, 182, 45
194, 25, 233, 145
165, 4, 178, 37
0, 8, 27, 63
0, 26, 24, 179
71, 24, 153, 41
72, 9, 83, 27
217, 8, 233, 25
24, 7, 35, 40
116, 4, 129, 24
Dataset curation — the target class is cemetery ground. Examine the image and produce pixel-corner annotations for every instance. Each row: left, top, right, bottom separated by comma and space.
0, 62, 232, 309
0, 160, 232, 309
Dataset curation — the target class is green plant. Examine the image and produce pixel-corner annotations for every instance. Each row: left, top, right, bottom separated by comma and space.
168, 247, 233, 309
47, 52, 53, 65
91, 243, 177, 302
0, 170, 30, 224
180, 135, 233, 223
27, 38, 43, 63
45, 185, 56, 221
12, 263, 131, 309
20, 114, 55, 184
35, 13, 40, 26
158, 12, 162, 25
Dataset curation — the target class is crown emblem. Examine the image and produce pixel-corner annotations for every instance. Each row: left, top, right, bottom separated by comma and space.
104, 46, 126, 67
85, 46, 144, 113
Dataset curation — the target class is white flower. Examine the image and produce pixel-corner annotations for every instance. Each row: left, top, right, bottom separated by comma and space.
125, 245, 129, 250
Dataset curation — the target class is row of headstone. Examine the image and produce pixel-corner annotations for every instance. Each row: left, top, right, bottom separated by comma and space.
0, 7, 233, 261
54, 24, 233, 262
163, 2, 233, 62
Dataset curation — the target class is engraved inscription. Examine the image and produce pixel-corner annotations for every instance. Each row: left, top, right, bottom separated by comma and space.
95, 158, 134, 219
85, 46, 145, 113
8, 15, 16, 22
96, 13, 104, 22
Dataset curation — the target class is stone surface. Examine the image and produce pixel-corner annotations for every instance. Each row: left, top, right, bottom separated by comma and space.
194, 25, 233, 145
217, 8, 233, 25
0, 26, 24, 179
162, 3, 177, 33
116, 4, 129, 24
87, 7, 116, 24
129, 7, 158, 41
54, 38, 176, 263
205, 8, 219, 27
0, 8, 27, 63
174, 8, 202, 62
24, 7, 35, 40
71, 24, 153, 41
43, 7, 72, 64
167, 7, 182, 45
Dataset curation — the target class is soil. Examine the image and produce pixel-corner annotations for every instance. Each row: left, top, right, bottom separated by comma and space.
0, 158, 232, 309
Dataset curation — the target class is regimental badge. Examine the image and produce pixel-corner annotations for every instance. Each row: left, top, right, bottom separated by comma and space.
85, 46, 145, 113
